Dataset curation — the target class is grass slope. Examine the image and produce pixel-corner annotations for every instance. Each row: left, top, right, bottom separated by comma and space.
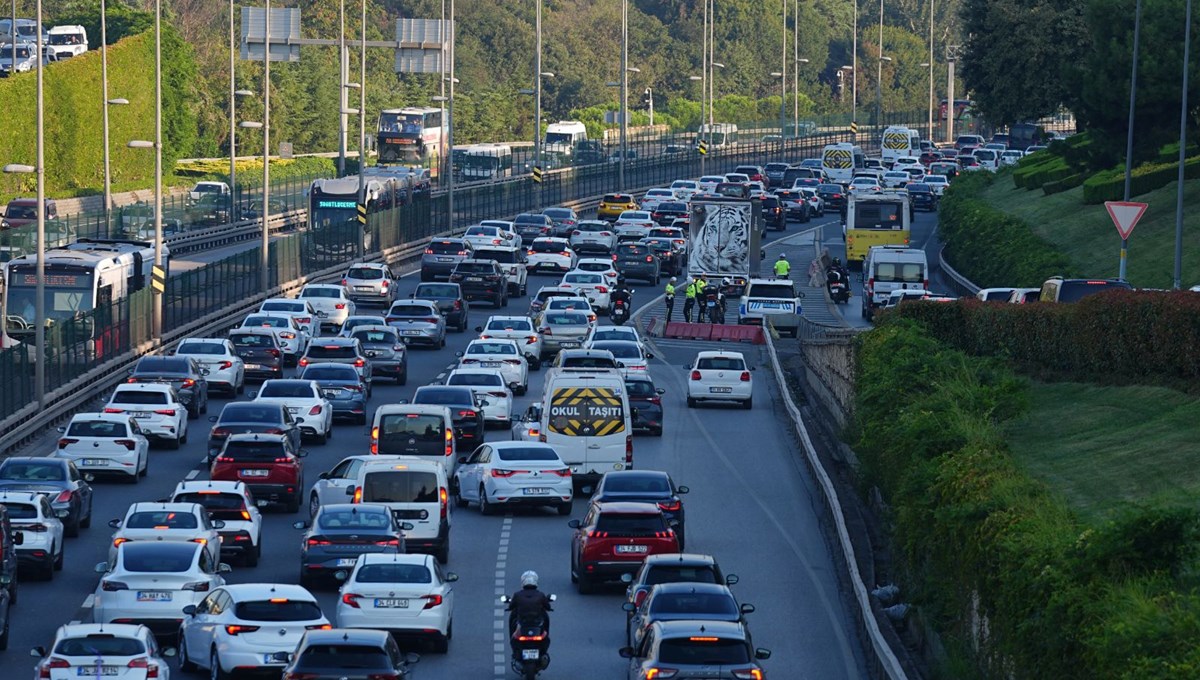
978, 175, 1200, 289
1004, 381, 1200, 521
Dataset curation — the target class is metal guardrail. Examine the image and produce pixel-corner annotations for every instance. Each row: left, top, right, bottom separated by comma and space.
938, 247, 981, 297
163, 210, 306, 254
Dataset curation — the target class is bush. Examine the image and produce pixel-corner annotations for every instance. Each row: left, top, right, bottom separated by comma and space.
1013, 155, 1073, 190
1081, 156, 1200, 204
175, 157, 336, 185
938, 173, 1075, 287
1042, 172, 1086, 195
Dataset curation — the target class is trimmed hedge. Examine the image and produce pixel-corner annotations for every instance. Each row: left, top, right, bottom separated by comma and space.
175, 157, 337, 185
856, 320, 1200, 678
886, 291, 1200, 390
1081, 155, 1200, 204
1012, 155, 1074, 190
1042, 172, 1086, 195
938, 172, 1075, 287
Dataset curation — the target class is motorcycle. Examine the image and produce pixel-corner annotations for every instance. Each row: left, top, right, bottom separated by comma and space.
500, 594, 556, 679
827, 269, 851, 305
610, 298, 631, 325
703, 291, 725, 324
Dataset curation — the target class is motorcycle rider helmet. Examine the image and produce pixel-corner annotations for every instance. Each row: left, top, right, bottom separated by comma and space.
832, 257, 842, 267
722, 277, 731, 286
521, 570, 539, 588
670, 276, 677, 282
779, 253, 787, 260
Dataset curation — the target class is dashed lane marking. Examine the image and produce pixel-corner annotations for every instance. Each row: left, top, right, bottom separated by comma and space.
493, 514, 514, 680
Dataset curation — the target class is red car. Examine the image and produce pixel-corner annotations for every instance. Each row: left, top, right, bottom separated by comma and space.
568, 501, 680, 594
209, 432, 307, 513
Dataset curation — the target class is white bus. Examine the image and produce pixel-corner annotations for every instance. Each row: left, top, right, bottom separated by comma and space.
544, 121, 588, 164
880, 126, 921, 168
460, 143, 514, 181
821, 142, 866, 186
698, 123, 739, 149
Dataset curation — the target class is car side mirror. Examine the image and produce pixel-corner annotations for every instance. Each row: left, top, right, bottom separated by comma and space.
30, 646, 47, 658
677, 485, 689, 495
295, 417, 305, 423
454, 351, 463, 358
645, 352, 654, 360
161, 648, 178, 658
345, 485, 357, 497
56, 426, 66, 434
404, 652, 421, 666
182, 604, 197, 616
212, 519, 226, 529
317, 471, 329, 480
55, 509, 70, 519
108, 519, 122, 529
655, 388, 666, 395
293, 520, 309, 530
208, 416, 218, 423
622, 602, 636, 612
457, 456, 468, 464
567, 519, 582, 529
218, 563, 233, 574
725, 574, 740, 586
474, 326, 483, 333
248, 391, 258, 399
200, 369, 211, 376
445, 572, 459, 582
83, 473, 95, 483
741, 603, 756, 615
333, 569, 350, 581
619, 647, 635, 659
620, 573, 634, 584
755, 648, 772, 660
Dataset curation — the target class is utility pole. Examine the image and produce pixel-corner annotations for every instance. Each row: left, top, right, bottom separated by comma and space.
261, 0, 271, 294
34, 0, 45, 405
228, 0, 238, 221
102, 0, 114, 229
1173, 0, 1190, 289
339, 0, 347, 177
1119, 0, 1142, 280
152, 0, 163, 340
852, 0, 858, 126
781, 0, 787, 136
534, 0, 542, 184
357, 0, 366, 260
619, 0, 628, 190
928, 0, 934, 141
794, 0, 799, 134
447, 0, 455, 229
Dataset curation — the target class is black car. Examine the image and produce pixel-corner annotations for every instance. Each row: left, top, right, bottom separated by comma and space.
207, 402, 303, 461
782, 165, 819, 188
411, 385, 486, 448
651, 202, 689, 227
513, 213, 554, 242
227, 329, 285, 380
764, 162, 790, 188
449, 259, 508, 308
0, 457, 93, 537
186, 194, 231, 227
542, 207, 580, 238
816, 183, 847, 210
279, 628, 420, 680
613, 242, 661, 284
349, 325, 408, 384
590, 470, 689, 548
127, 355, 210, 419
625, 375, 665, 436
411, 282, 470, 333
0, 503, 17, 635
774, 188, 810, 222
761, 196, 785, 231
906, 183, 938, 211
293, 503, 409, 588
641, 238, 685, 277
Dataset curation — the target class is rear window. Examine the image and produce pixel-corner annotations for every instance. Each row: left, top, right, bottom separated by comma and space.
697, 356, 746, 371
244, 316, 288, 328
496, 446, 560, 462
0, 502, 37, 520
514, 214, 548, 225
174, 492, 249, 521
595, 344, 640, 359
220, 441, 288, 460
486, 319, 532, 332
650, 591, 738, 616
645, 564, 720, 586
0, 462, 64, 481
1054, 281, 1131, 302
317, 508, 392, 530
300, 288, 341, 299
111, 390, 169, 405
235, 600, 323, 622
378, 414, 446, 440
231, 333, 275, 347
126, 510, 199, 529
68, 420, 128, 437
852, 203, 905, 230
455, 261, 496, 274
135, 357, 189, 373
363, 471, 439, 503
219, 405, 282, 423
177, 342, 225, 355
873, 262, 925, 284
356, 563, 432, 584
564, 274, 602, 284
427, 241, 466, 254
625, 380, 657, 397
347, 266, 384, 280
298, 645, 389, 670
616, 245, 648, 257
389, 305, 434, 317
746, 284, 795, 299
301, 365, 359, 381
577, 262, 612, 272
260, 383, 315, 398
305, 345, 357, 359
474, 249, 518, 264
448, 372, 503, 387
415, 284, 458, 298
531, 240, 567, 253
55, 636, 146, 657
413, 389, 474, 406
261, 301, 305, 312
603, 194, 631, 203
546, 313, 588, 325
121, 543, 197, 572
352, 329, 398, 344
595, 512, 666, 535
466, 343, 517, 355
658, 638, 750, 665
543, 208, 573, 218
563, 356, 618, 367
605, 474, 669, 493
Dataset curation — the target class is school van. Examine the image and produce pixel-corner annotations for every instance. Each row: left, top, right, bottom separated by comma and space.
370, 404, 457, 476
348, 457, 452, 564
861, 245, 929, 322
539, 372, 632, 489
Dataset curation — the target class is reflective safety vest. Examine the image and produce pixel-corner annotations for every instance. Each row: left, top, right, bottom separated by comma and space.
664, 283, 676, 297
685, 283, 698, 298
774, 259, 791, 276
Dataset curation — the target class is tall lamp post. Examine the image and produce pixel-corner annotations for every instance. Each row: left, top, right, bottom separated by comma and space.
794, 58, 809, 135
852, 0, 858, 126
876, 55, 891, 128
771, 72, 785, 135
229, 89, 254, 220
125, 1, 164, 341
619, 0, 629, 190
689, 74, 704, 173
921, 62, 933, 141
100, 0, 130, 231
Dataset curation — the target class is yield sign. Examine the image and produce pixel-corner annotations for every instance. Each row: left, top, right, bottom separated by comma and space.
1105, 201, 1148, 240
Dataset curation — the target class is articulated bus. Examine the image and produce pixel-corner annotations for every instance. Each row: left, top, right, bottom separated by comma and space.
821, 143, 865, 186
844, 191, 911, 265
376, 107, 448, 179
308, 177, 407, 229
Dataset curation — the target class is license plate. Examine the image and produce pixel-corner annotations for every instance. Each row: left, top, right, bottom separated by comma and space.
559, 341, 580, 348
710, 386, 733, 393
241, 469, 270, 477
76, 667, 120, 677
374, 598, 409, 608
286, 407, 300, 414
522, 649, 540, 661
482, 362, 502, 368
402, 330, 423, 336
131, 411, 150, 418
137, 591, 173, 602
437, 257, 453, 262
263, 654, 286, 665
245, 363, 264, 370
615, 544, 649, 554
523, 488, 550, 495
322, 389, 342, 398
466, 276, 483, 282
337, 558, 358, 567
355, 286, 374, 291
81, 459, 107, 466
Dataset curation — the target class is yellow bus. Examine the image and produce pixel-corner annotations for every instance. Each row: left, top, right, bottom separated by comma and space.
844, 191, 912, 265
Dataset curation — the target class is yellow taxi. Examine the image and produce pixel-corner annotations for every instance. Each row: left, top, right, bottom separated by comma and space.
598, 193, 638, 221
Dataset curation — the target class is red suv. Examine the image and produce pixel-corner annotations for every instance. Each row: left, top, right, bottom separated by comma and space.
209, 433, 307, 513
568, 502, 680, 594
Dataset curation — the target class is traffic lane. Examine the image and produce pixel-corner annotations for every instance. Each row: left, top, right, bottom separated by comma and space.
502, 344, 867, 680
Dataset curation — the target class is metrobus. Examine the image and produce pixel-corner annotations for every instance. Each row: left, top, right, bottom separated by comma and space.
880, 126, 921, 167
376, 107, 448, 178
1, 239, 164, 352
844, 191, 911, 264
308, 176, 406, 229
460, 144, 513, 181
697, 123, 739, 148
821, 142, 865, 186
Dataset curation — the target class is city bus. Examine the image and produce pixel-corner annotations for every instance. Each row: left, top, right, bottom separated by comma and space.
460, 144, 513, 181
697, 123, 739, 149
843, 191, 911, 265
821, 142, 865, 186
376, 107, 448, 178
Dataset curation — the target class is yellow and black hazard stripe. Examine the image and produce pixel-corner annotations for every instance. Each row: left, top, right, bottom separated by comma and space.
823, 148, 852, 169
548, 387, 625, 435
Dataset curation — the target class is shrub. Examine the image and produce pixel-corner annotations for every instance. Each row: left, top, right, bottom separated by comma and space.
1081, 156, 1200, 204
175, 157, 336, 185
1013, 155, 1073, 190
1042, 172, 1086, 195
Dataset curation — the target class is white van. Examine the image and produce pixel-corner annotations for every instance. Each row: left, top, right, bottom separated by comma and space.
348, 457, 451, 564
862, 246, 929, 322
537, 372, 632, 490
47, 25, 88, 59
371, 404, 457, 477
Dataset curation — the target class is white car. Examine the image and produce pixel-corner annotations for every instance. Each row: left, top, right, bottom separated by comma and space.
639, 188, 675, 212
543, 296, 597, 324
445, 369, 513, 426
586, 324, 644, 348
453, 441, 573, 515
93, 541, 229, 629
32, 624, 174, 680
335, 553, 457, 652
258, 298, 322, 338
881, 171, 911, 189
252, 379, 333, 444
559, 271, 612, 311
338, 314, 389, 338
477, 315, 543, 367
615, 210, 655, 231
892, 156, 923, 173
800, 187, 825, 216
458, 339, 529, 395
698, 175, 725, 191
173, 337, 245, 396
170, 479, 265, 567
587, 340, 652, 377
849, 177, 882, 195
298, 284, 356, 333
669, 179, 700, 200
924, 174, 950, 196
53, 412, 149, 482
107, 501, 224, 565
686, 351, 754, 409
510, 403, 543, 443
0, 491, 64, 576
568, 220, 618, 253
239, 312, 311, 365
464, 224, 517, 249
479, 219, 523, 248
178, 583, 330, 677
105, 383, 189, 449
574, 258, 621, 287
1000, 149, 1024, 167
526, 237, 577, 273
307, 455, 377, 516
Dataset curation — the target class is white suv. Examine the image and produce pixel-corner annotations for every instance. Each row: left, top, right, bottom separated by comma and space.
170, 480, 265, 567
108, 501, 224, 565
104, 383, 189, 449
686, 351, 754, 409
0, 491, 64, 577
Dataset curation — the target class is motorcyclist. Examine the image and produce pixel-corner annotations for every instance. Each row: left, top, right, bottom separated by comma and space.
610, 276, 633, 312
826, 257, 849, 286
774, 253, 792, 278
508, 570, 553, 662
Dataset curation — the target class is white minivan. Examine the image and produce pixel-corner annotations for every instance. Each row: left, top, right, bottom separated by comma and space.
537, 372, 632, 491
348, 457, 452, 564
862, 245, 929, 322
371, 404, 457, 476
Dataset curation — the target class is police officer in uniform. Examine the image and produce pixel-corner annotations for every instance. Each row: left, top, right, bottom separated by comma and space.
683, 277, 698, 322
663, 276, 677, 321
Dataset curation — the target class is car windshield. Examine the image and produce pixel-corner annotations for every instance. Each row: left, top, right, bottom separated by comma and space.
120, 543, 198, 572
111, 390, 169, 405
174, 493, 249, 521
496, 446, 560, 461
300, 288, 341, 299
352, 330, 397, 344
657, 638, 750, 665
67, 420, 127, 437
302, 366, 359, 381
487, 319, 532, 331
363, 471, 439, 503
356, 563, 432, 584
651, 592, 738, 616
697, 357, 746, 371
177, 342, 226, 355
0, 502, 38, 520
219, 405, 282, 424
220, 441, 287, 460
0, 462, 64, 481
448, 372, 504, 387
235, 600, 323, 622
466, 343, 516, 355
604, 474, 669, 493
415, 284, 457, 298
317, 508, 392, 530
260, 383, 315, 398
55, 636, 146, 657
347, 267, 384, 280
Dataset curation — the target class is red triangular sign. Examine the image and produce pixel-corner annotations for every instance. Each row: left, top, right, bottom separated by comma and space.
1105, 201, 1148, 240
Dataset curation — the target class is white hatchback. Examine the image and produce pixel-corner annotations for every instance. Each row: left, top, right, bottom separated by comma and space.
298, 284, 356, 333
54, 413, 149, 481
559, 271, 612, 311
252, 379, 334, 444
0, 491, 65, 576
173, 337, 245, 396
170, 479, 265, 567
335, 553, 457, 653
258, 298, 321, 338
924, 174, 950, 196
477, 315, 543, 366
669, 179, 700, 200
93, 541, 229, 630
639, 188, 675, 212
615, 210, 655, 231
107, 501, 224, 565
453, 441, 573, 515
458, 339, 529, 395
574, 258, 621, 287
526, 237, 577, 273
686, 351, 754, 409
239, 312, 311, 364
445, 369, 513, 426
32, 624, 173, 680
105, 383, 188, 449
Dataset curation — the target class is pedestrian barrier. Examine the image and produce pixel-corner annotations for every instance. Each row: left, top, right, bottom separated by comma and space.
709, 323, 765, 344
663, 322, 713, 340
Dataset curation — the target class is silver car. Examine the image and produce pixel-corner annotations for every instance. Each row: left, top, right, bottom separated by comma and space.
385, 300, 447, 348
535, 310, 592, 358
421, 238, 474, 282
569, 220, 618, 254
620, 620, 770, 679
343, 263, 396, 307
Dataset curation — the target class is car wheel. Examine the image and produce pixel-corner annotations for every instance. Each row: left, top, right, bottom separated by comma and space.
188, 406, 199, 421
200, 396, 208, 415
65, 511, 81, 538
686, 396, 697, 408
479, 486, 495, 516
577, 573, 596, 595
309, 493, 321, 519
431, 631, 450, 654
743, 397, 753, 410
516, 384, 527, 397
80, 500, 92, 529
54, 542, 64, 571
434, 539, 449, 565
210, 648, 229, 680
398, 368, 408, 386
0, 608, 9, 651
244, 538, 261, 567
167, 434, 181, 450
454, 484, 469, 509
652, 426, 664, 437
286, 489, 301, 514
139, 454, 149, 477
178, 634, 197, 672
556, 501, 572, 516
41, 551, 54, 581
313, 428, 328, 446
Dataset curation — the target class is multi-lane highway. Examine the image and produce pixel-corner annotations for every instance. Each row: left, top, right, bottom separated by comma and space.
3, 236, 870, 678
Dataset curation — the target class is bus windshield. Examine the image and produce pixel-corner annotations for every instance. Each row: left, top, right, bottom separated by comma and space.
309, 196, 357, 227
378, 112, 425, 135
4, 267, 94, 324
852, 202, 905, 230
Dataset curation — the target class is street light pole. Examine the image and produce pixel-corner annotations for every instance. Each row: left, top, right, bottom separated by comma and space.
34, 0, 45, 404
534, 0, 542, 177
228, 0, 238, 222
852, 0, 858, 125
152, 0, 163, 341
357, 0, 366, 258
101, 0, 113, 229
447, 0, 455, 230
1174, 0, 1191, 289
781, 0, 787, 136
339, 0, 347, 177
620, 0, 628, 191
261, 0, 271, 294
794, 0, 800, 133
928, 0, 934, 140
1119, 0, 1143, 280
877, 0, 884, 128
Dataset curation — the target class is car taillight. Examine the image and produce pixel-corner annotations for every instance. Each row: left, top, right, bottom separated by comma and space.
560, 251, 572, 257
657, 500, 681, 512
297, 317, 311, 324
491, 468, 523, 478
645, 668, 680, 679
645, 255, 654, 263
526, 335, 538, 344
183, 581, 211, 592
587, 530, 608, 538
458, 410, 477, 418
461, 357, 478, 364
341, 279, 348, 286
298, 357, 309, 367
115, 439, 137, 451
741, 371, 751, 382
439, 486, 448, 519
380, 279, 389, 288
421, 594, 444, 609
503, 359, 522, 366
634, 590, 648, 607
690, 370, 701, 381
104, 407, 123, 414
731, 670, 764, 679
154, 409, 176, 416
308, 405, 322, 415
280, 332, 296, 339
354, 358, 365, 367
224, 625, 260, 635
285, 672, 321, 680
488, 391, 509, 398
40, 658, 71, 679
335, 303, 346, 310
307, 537, 331, 547
305, 624, 333, 630
181, 379, 196, 388
341, 592, 362, 608
376, 537, 401, 547
211, 427, 231, 439
626, 435, 633, 466
492, 238, 502, 245
571, 231, 581, 236
101, 580, 128, 591
269, 348, 281, 357
549, 468, 571, 477
424, 248, 435, 255
57, 438, 79, 448
54, 490, 72, 503
23, 523, 48, 532
453, 300, 463, 310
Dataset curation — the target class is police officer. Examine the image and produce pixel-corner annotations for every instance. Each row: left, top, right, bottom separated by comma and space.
683, 277, 698, 323
663, 276, 677, 321
774, 253, 792, 278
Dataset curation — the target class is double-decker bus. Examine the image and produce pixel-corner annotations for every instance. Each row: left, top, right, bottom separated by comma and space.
376, 107, 448, 179
1, 239, 165, 352
844, 191, 911, 264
